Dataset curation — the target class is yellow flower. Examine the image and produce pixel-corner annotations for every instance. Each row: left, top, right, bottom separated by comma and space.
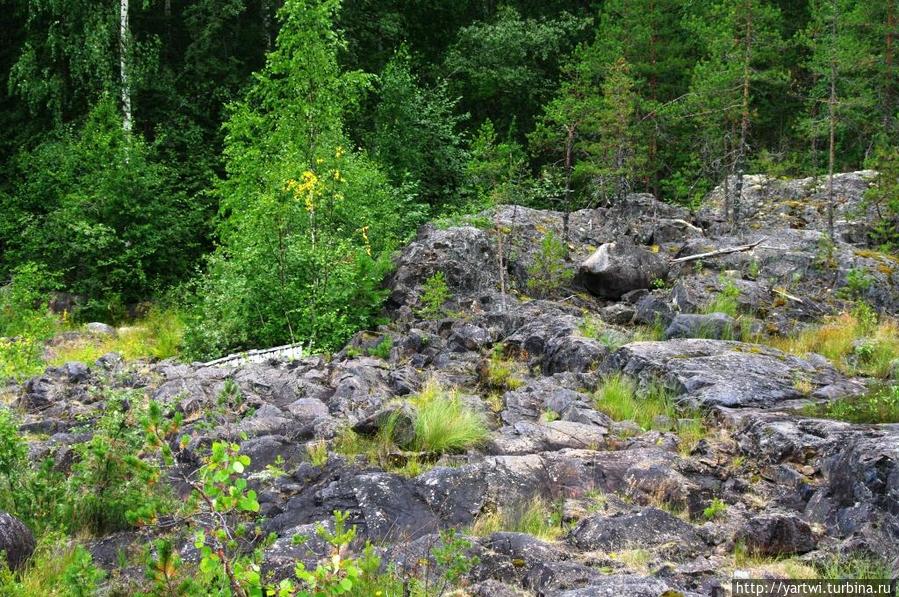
335, 146, 345, 159
332, 169, 342, 181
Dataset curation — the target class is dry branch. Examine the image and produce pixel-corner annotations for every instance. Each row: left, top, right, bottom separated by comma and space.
671, 237, 766, 263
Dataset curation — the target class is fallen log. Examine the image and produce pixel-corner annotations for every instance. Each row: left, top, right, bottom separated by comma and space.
671, 237, 766, 264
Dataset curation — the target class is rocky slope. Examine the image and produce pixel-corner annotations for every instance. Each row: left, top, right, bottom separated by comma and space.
3, 172, 899, 595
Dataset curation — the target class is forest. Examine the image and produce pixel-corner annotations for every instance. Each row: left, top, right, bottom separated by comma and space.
1, 0, 898, 362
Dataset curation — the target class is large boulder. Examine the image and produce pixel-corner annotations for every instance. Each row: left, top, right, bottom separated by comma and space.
569, 507, 703, 554
577, 240, 669, 299
664, 312, 736, 340
735, 512, 816, 556
0, 512, 35, 570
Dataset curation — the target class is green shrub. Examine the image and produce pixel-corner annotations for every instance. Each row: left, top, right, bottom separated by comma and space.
837, 267, 874, 299
367, 335, 393, 360
703, 275, 740, 317
1, 98, 203, 308
418, 272, 450, 318
183, 0, 426, 360
703, 498, 727, 520
526, 230, 573, 298
62, 393, 178, 534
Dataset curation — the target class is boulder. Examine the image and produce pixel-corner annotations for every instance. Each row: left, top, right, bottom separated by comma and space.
85, 322, 116, 337
0, 512, 35, 570
569, 507, 703, 554
664, 313, 736, 340
578, 240, 669, 299
735, 512, 816, 556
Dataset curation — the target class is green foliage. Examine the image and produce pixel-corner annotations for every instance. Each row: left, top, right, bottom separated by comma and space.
802, 383, 899, 424
61, 546, 106, 597
703, 498, 727, 520
703, 275, 741, 317
418, 272, 450, 318
462, 119, 529, 211
864, 146, 899, 251
369, 45, 468, 206
443, 6, 590, 134
0, 263, 60, 382
526, 231, 573, 298
2, 98, 203, 310
367, 335, 393, 360
62, 392, 178, 535
184, 0, 426, 359
837, 267, 874, 299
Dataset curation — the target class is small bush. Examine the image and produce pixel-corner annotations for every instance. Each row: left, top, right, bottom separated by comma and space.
526, 230, 573, 298
702, 275, 740, 317
367, 335, 393, 360
703, 498, 727, 520
418, 272, 450, 318
412, 381, 489, 453
837, 267, 874, 299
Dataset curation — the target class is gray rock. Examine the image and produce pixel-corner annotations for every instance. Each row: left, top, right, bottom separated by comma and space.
85, 322, 117, 337
578, 239, 669, 299
664, 312, 736, 340
0, 512, 35, 570
602, 339, 842, 408
352, 402, 417, 448
600, 303, 635, 325
62, 361, 90, 383
735, 512, 816, 556
570, 507, 703, 555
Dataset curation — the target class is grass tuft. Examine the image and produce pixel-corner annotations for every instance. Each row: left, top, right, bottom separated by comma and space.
470, 496, 565, 541
412, 380, 489, 453
593, 373, 706, 451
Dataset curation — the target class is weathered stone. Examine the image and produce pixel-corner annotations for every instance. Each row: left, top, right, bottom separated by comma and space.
664, 313, 736, 340
578, 240, 670, 299
0, 512, 35, 570
601, 339, 842, 408
735, 512, 816, 556
570, 507, 703, 555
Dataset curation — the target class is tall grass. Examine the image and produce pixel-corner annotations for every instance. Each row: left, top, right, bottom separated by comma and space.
47, 307, 185, 365
412, 381, 489, 453
770, 308, 899, 379
593, 373, 706, 452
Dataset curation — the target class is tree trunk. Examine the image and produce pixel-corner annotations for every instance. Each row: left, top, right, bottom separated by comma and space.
827, 0, 838, 241
736, 0, 753, 228
563, 123, 575, 241
886, 0, 895, 135
120, 0, 132, 133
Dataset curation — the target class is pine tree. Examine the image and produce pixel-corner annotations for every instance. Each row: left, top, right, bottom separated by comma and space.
683, 0, 787, 224
801, 0, 879, 238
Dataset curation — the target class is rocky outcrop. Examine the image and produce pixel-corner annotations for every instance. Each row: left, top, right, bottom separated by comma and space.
5, 176, 899, 593
601, 339, 843, 408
